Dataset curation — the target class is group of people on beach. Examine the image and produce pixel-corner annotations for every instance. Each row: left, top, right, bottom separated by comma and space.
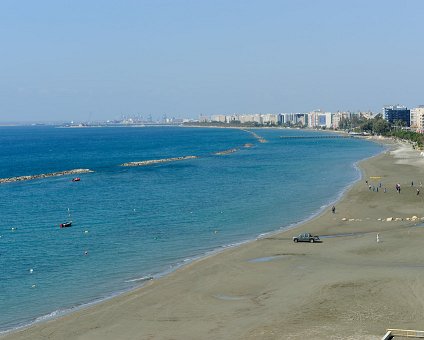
366, 180, 385, 193
396, 182, 420, 195
365, 179, 421, 195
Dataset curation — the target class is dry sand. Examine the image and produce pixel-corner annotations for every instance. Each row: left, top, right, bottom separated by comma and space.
4, 138, 424, 340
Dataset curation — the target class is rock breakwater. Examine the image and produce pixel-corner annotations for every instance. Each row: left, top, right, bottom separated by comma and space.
121, 156, 198, 167
241, 129, 267, 143
214, 148, 239, 156
0, 169, 93, 184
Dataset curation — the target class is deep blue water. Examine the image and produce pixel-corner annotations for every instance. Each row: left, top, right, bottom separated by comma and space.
0, 126, 383, 332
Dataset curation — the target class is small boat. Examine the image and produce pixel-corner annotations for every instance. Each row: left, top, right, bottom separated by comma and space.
72, 177, 80, 182
60, 221, 72, 228
60, 208, 73, 228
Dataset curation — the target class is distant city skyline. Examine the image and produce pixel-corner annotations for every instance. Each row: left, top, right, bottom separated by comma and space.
1, 0, 423, 122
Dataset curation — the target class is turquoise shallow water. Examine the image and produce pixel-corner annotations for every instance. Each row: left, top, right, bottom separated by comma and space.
0, 126, 383, 332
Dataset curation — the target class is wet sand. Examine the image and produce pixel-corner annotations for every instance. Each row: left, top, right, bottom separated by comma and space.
4, 139, 424, 339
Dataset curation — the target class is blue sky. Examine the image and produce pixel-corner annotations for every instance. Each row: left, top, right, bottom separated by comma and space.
1, 0, 423, 122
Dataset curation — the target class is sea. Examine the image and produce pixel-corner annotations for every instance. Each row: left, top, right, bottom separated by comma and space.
0, 126, 383, 333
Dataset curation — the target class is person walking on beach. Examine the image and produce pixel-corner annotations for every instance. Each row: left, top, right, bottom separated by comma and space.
417, 188, 420, 196
332, 206, 336, 214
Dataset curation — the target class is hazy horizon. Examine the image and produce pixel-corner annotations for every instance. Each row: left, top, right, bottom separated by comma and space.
1, 0, 423, 122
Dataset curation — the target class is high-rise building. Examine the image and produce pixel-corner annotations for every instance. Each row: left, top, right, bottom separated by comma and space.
383, 105, 410, 126
308, 110, 332, 128
411, 106, 424, 133
283, 113, 295, 125
295, 113, 307, 126
331, 111, 353, 129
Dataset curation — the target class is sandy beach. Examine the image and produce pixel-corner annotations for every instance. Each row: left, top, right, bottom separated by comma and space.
4, 138, 424, 340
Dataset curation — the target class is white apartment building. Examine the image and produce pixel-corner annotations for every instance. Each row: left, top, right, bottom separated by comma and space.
308, 110, 332, 128
238, 114, 262, 124
282, 113, 307, 126
238, 115, 251, 124
308, 110, 321, 128
411, 106, 424, 132
331, 111, 353, 129
211, 115, 227, 123
323, 112, 332, 128
226, 115, 238, 123
331, 112, 342, 129
261, 114, 279, 125
283, 113, 295, 125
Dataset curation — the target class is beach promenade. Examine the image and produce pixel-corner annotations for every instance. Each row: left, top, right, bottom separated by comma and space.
4, 138, 424, 339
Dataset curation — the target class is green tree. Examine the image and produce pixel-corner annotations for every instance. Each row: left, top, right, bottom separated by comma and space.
360, 120, 373, 133
372, 118, 390, 135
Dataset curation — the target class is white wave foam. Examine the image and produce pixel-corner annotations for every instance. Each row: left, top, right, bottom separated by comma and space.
34, 310, 61, 323
124, 276, 153, 283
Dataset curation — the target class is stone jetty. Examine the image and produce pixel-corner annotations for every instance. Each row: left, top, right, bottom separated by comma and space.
214, 148, 238, 156
0, 169, 93, 184
121, 156, 198, 167
241, 129, 267, 143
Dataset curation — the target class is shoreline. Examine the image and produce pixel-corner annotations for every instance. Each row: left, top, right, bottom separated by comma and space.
4, 137, 424, 339
0, 139, 380, 336
0, 152, 366, 335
